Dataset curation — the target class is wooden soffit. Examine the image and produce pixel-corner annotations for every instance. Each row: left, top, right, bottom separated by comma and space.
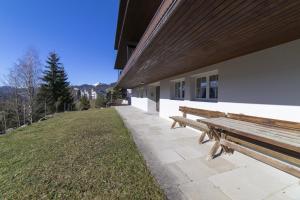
117, 0, 300, 88
114, 0, 162, 69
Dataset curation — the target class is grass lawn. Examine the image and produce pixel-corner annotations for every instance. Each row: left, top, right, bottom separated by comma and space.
0, 108, 164, 199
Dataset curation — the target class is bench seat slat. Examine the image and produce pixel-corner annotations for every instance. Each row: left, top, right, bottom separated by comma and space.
170, 116, 209, 131
220, 139, 300, 178
179, 106, 226, 118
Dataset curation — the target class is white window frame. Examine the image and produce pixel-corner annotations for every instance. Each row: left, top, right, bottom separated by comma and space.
172, 79, 185, 100
193, 70, 218, 101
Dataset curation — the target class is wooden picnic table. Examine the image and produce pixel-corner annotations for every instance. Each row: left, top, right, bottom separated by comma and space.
197, 117, 300, 178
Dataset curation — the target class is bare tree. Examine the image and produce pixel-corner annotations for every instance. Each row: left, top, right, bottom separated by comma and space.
6, 67, 21, 127
0, 111, 7, 134
15, 49, 41, 124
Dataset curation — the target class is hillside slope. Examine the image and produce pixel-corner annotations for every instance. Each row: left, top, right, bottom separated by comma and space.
0, 109, 164, 199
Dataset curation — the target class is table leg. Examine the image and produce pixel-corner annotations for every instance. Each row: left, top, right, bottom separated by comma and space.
220, 133, 234, 154
171, 121, 177, 129
206, 128, 221, 160
198, 131, 207, 144
207, 129, 214, 140
207, 140, 220, 160
206, 128, 234, 160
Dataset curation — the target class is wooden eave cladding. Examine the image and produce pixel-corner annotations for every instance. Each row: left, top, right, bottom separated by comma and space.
114, 0, 162, 69
118, 0, 300, 88
114, 0, 127, 50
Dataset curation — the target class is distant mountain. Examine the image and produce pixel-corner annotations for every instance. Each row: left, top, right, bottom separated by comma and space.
93, 82, 100, 87
0, 82, 116, 101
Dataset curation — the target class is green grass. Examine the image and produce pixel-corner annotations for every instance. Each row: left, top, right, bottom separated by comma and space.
0, 108, 164, 199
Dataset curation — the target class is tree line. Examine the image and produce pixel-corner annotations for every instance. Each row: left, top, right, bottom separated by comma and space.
78, 86, 127, 111
0, 49, 74, 134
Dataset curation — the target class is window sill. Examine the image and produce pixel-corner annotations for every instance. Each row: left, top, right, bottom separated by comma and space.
171, 98, 185, 101
192, 98, 218, 103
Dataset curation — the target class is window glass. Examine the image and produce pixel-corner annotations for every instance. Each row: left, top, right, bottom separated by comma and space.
140, 87, 144, 98
196, 77, 207, 98
174, 80, 184, 99
181, 81, 185, 99
174, 82, 180, 98
209, 75, 218, 99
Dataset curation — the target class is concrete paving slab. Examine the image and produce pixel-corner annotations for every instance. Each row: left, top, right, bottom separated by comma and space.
179, 180, 231, 200
209, 164, 298, 200
174, 146, 204, 160
147, 140, 175, 150
154, 149, 184, 164
115, 106, 300, 200
175, 158, 217, 181
265, 183, 300, 200
173, 137, 213, 153
199, 156, 236, 174
164, 163, 192, 185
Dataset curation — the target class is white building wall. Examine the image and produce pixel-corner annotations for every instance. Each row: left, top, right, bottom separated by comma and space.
131, 97, 148, 112
130, 87, 149, 112
147, 86, 157, 113
158, 39, 300, 122
131, 85, 159, 113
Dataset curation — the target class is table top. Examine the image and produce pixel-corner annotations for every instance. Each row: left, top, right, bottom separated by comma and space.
197, 117, 300, 152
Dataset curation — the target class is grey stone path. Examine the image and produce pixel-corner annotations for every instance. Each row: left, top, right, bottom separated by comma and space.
115, 106, 299, 200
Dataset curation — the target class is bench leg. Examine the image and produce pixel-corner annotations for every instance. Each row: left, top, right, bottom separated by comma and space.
206, 127, 222, 160
221, 144, 234, 154
198, 131, 207, 144
207, 141, 220, 160
207, 130, 213, 140
220, 133, 234, 154
171, 121, 177, 129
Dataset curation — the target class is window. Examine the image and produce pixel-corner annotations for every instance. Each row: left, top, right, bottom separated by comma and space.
174, 80, 185, 99
196, 77, 207, 99
195, 73, 218, 101
182, 81, 185, 99
174, 82, 180, 98
139, 87, 144, 98
209, 75, 218, 99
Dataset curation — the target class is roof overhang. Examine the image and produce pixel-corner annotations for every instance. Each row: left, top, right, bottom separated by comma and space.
117, 0, 300, 88
114, 0, 162, 69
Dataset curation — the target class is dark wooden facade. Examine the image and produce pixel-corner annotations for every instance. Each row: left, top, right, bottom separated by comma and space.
114, 0, 162, 69
115, 0, 300, 88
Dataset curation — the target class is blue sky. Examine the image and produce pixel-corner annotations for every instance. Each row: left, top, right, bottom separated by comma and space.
0, 0, 119, 85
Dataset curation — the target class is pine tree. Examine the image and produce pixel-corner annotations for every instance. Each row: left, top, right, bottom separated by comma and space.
38, 52, 73, 113
56, 66, 73, 111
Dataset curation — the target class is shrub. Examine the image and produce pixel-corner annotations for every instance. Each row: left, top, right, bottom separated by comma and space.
95, 95, 106, 108
79, 96, 90, 110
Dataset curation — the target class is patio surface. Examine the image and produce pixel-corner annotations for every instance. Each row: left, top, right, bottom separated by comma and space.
115, 106, 300, 200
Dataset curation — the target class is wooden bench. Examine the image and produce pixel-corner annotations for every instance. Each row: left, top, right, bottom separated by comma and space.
170, 106, 226, 143
198, 114, 300, 178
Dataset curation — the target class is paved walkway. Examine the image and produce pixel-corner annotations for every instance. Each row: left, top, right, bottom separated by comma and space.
115, 106, 299, 200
